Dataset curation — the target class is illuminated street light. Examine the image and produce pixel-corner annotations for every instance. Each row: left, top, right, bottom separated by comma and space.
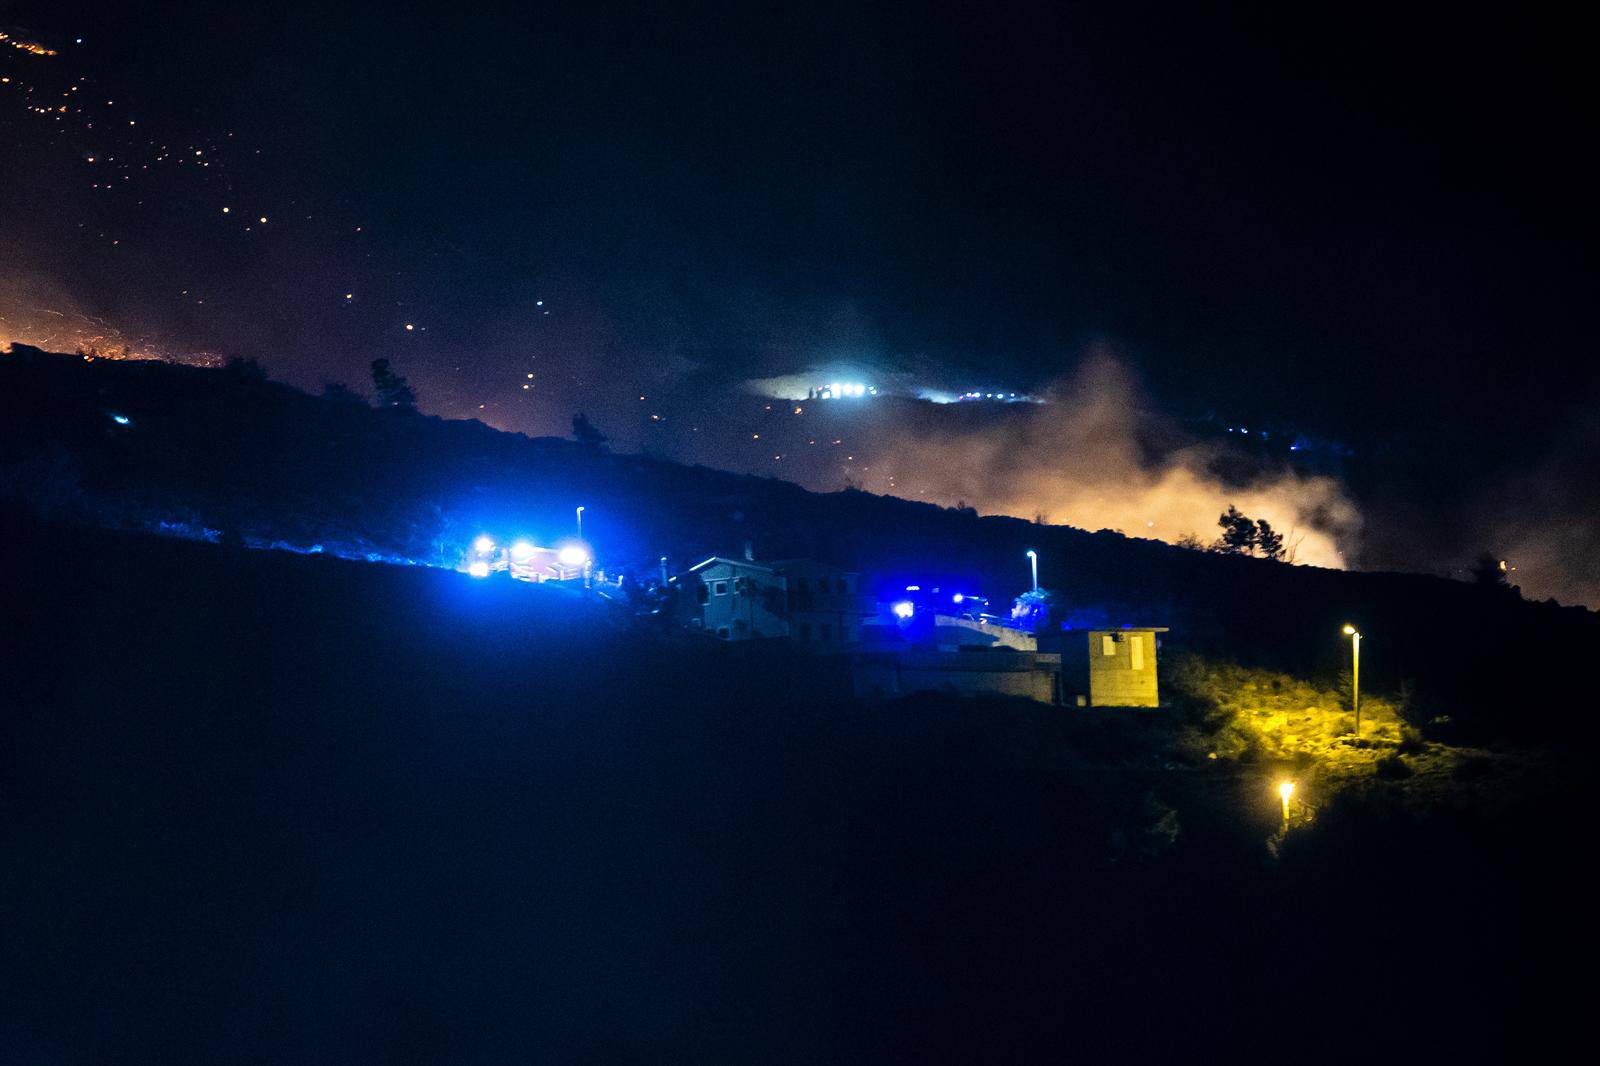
467, 560, 490, 578
892, 600, 915, 620
558, 544, 590, 568
473, 535, 495, 555
1278, 780, 1295, 821
510, 540, 536, 564
1342, 625, 1362, 739
1026, 549, 1038, 592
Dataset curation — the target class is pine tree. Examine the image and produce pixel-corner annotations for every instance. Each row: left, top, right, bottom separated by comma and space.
370, 358, 416, 410
1256, 519, 1285, 561
572, 412, 609, 450
1215, 505, 1258, 554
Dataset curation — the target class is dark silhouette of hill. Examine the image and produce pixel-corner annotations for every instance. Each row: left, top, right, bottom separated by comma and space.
3, 345, 1594, 739
0, 515, 1583, 1061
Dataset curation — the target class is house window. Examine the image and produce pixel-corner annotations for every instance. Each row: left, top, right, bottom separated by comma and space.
1102, 635, 1117, 657
821, 623, 833, 642
799, 622, 812, 641
714, 581, 728, 596
696, 585, 709, 605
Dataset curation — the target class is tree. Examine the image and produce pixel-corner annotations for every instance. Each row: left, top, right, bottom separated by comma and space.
1215, 505, 1258, 555
572, 412, 609, 450
1256, 519, 1285, 561
223, 356, 267, 381
1469, 552, 1509, 588
1174, 532, 1206, 551
320, 381, 368, 407
370, 358, 416, 410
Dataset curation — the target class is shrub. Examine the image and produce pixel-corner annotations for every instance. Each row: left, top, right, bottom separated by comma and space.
1374, 753, 1411, 780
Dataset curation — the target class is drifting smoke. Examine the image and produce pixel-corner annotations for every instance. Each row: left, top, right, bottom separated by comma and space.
1478, 399, 1600, 607
0, 271, 217, 365
874, 352, 1362, 568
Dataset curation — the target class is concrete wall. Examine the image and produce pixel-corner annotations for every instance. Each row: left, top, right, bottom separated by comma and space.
932, 615, 1037, 651
852, 649, 1059, 705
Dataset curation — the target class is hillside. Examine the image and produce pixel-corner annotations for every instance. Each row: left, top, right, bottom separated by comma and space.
3, 345, 1595, 739
1, 516, 1584, 1061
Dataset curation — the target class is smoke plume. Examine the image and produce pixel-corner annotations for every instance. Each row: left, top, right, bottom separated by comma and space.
874, 352, 1361, 568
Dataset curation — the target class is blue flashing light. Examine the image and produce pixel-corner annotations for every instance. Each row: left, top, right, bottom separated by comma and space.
110, 413, 131, 426
952, 592, 964, 603
892, 600, 915, 620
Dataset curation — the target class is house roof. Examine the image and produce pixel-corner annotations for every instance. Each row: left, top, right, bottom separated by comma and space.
687, 556, 777, 574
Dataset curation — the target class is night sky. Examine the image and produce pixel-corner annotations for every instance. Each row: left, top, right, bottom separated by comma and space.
3, 3, 1596, 603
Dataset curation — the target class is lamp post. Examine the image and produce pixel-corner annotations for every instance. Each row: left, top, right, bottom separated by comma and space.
576, 505, 585, 540
1278, 780, 1294, 823
1342, 625, 1362, 739
1026, 549, 1038, 592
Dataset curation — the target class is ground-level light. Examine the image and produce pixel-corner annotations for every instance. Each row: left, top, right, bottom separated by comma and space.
558, 545, 590, 568
467, 560, 491, 578
510, 540, 536, 563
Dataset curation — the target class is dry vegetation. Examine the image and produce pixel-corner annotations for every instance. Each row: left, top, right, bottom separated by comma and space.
1164, 654, 1529, 808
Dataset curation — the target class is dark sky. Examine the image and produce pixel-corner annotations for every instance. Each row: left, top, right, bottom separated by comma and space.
3, 2, 1596, 600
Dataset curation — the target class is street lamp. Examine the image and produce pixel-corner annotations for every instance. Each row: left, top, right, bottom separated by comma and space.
1026, 549, 1038, 592
1278, 780, 1295, 822
576, 505, 585, 540
1342, 624, 1362, 739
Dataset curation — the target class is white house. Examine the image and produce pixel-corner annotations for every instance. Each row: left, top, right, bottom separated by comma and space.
676, 556, 868, 645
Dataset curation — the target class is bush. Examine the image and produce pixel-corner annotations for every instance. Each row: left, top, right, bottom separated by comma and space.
1374, 753, 1412, 780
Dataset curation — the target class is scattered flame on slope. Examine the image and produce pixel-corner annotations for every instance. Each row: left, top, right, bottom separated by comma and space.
1, 305, 220, 366
0, 30, 57, 57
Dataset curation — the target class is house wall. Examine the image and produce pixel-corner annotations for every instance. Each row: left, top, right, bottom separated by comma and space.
777, 561, 864, 645
694, 561, 789, 640
1086, 630, 1160, 707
